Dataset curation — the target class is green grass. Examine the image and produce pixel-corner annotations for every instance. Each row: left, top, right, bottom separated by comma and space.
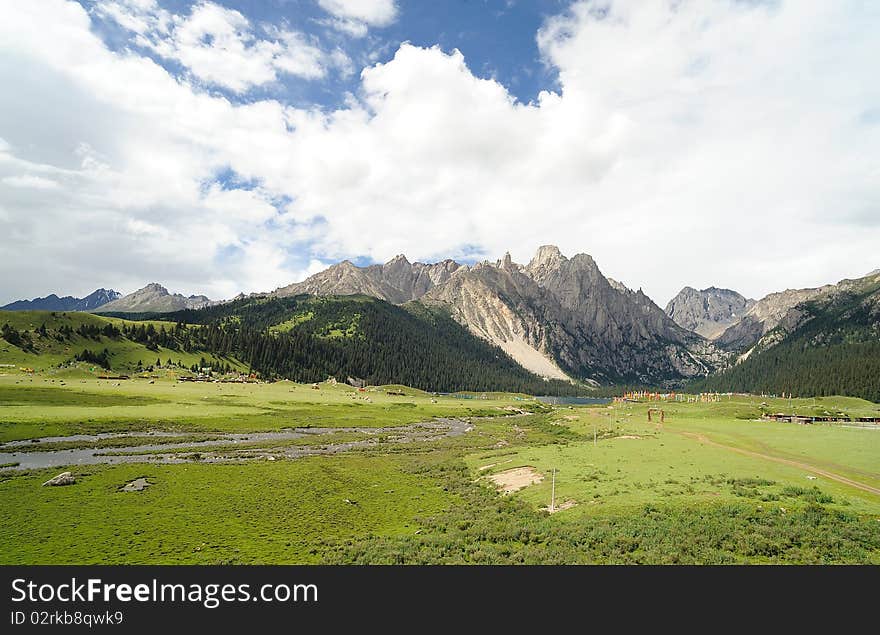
466, 397, 880, 517
0, 375, 520, 441
269, 311, 314, 333
0, 456, 451, 564
330, 458, 880, 564
0, 381, 877, 564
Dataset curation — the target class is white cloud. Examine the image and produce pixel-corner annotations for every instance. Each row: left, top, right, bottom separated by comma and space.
319, 17, 368, 39
0, 0, 878, 307
317, 0, 398, 36
92, 0, 172, 36
96, 0, 348, 92
317, 0, 398, 26
1, 175, 61, 190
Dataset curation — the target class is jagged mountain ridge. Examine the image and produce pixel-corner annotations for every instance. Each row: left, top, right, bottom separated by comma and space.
273, 256, 461, 304
714, 284, 833, 352
423, 247, 724, 384
96, 283, 213, 313
1, 288, 121, 312
665, 287, 755, 339
750, 271, 880, 356
277, 245, 728, 384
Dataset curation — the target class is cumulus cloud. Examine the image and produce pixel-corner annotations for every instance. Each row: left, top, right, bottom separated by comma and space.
317, 0, 398, 26
95, 0, 349, 92
317, 0, 398, 36
0, 0, 878, 307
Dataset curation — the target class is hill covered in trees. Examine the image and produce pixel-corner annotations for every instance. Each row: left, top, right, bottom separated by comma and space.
157, 295, 583, 394
691, 275, 880, 402
1, 296, 585, 394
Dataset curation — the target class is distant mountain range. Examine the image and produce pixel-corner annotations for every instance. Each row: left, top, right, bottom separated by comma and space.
3, 249, 877, 397
0, 288, 121, 312
3, 284, 212, 314
96, 283, 213, 313
664, 282, 837, 353
692, 270, 880, 401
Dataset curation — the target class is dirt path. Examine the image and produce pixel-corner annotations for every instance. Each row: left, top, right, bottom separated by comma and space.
678, 431, 880, 497
488, 466, 544, 493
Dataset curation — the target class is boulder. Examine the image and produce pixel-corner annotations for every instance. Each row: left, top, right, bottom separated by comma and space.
121, 477, 151, 492
42, 471, 75, 486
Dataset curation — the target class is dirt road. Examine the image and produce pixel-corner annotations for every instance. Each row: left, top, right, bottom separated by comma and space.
678, 430, 880, 497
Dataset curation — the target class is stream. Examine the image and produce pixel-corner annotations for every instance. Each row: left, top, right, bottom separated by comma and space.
0, 418, 472, 471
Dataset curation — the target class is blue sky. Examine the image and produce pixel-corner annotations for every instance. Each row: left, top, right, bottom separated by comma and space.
0, 1, 878, 305
85, 0, 567, 109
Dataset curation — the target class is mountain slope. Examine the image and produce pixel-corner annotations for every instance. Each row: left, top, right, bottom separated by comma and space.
420, 255, 571, 380
1, 289, 121, 312
714, 285, 831, 352
96, 283, 212, 313
165, 295, 583, 394
692, 271, 880, 401
665, 287, 754, 339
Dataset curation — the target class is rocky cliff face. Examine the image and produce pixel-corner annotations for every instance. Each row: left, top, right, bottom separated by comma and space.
97, 283, 213, 313
420, 256, 571, 380
273, 255, 461, 304
422, 246, 726, 384
714, 285, 832, 352
665, 287, 755, 339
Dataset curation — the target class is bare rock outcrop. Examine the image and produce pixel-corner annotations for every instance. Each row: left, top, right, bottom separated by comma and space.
665, 287, 755, 339
42, 471, 75, 486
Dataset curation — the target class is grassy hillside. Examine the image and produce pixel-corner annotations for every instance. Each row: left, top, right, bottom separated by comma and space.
0, 310, 243, 376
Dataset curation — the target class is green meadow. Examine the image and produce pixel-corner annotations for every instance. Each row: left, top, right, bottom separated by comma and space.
0, 373, 878, 564
0, 375, 515, 441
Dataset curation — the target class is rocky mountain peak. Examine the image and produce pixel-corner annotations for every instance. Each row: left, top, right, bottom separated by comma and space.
385, 254, 410, 266
142, 282, 169, 294
272, 247, 724, 385
528, 244, 565, 269
607, 278, 633, 295
274, 253, 462, 304
665, 286, 755, 340
498, 251, 516, 271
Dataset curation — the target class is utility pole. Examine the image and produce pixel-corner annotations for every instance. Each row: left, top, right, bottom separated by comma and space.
550, 468, 556, 512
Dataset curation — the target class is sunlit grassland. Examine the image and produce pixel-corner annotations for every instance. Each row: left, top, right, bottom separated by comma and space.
468, 396, 880, 517
0, 374, 533, 441
0, 379, 877, 564
0, 455, 453, 564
